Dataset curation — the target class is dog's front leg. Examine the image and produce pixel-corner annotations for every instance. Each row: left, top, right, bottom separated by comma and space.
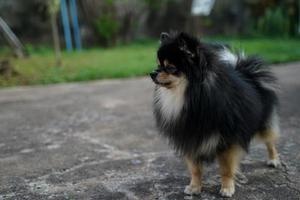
184, 156, 202, 195
217, 144, 244, 197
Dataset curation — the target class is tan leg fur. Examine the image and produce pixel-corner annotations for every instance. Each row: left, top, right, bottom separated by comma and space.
217, 145, 244, 197
258, 128, 280, 167
184, 157, 203, 195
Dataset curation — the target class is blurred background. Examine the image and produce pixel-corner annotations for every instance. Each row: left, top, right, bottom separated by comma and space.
0, 0, 299, 87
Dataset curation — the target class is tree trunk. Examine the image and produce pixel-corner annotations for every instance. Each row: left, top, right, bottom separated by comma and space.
50, 7, 62, 66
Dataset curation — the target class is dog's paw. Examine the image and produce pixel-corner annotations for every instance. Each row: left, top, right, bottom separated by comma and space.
220, 186, 235, 198
267, 159, 280, 168
184, 184, 202, 195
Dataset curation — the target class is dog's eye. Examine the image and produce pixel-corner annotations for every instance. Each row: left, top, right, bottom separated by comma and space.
164, 66, 178, 74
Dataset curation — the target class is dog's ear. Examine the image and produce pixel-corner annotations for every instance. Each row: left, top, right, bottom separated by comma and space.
177, 32, 198, 58
160, 32, 170, 44
177, 32, 204, 67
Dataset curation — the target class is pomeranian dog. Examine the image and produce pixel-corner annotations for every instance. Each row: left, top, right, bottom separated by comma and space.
150, 32, 280, 197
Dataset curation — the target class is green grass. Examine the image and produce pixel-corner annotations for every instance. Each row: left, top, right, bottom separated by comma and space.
0, 42, 157, 87
208, 37, 300, 63
0, 37, 300, 87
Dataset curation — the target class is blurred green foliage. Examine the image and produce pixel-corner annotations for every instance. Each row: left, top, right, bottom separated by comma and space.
92, 0, 119, 46
257, 7, 290, 37
94, 14, 119, 46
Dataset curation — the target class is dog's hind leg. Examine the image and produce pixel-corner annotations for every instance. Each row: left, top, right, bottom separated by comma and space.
265, 139, 280, 167
184, 157, 202, 195
258, 111, 280, 167
217, 144, 244, 197
259, 129, 280, 167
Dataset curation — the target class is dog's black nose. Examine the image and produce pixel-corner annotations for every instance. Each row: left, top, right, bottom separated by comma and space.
150, 71, 158, 81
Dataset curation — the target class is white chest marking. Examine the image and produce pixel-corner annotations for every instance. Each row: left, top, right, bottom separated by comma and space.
155, 81, 187, 122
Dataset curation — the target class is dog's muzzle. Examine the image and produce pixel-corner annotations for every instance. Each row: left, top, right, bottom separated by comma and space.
150, 70, 158, 83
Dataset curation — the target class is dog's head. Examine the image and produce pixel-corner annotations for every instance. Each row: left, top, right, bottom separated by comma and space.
150, 32, 204, 89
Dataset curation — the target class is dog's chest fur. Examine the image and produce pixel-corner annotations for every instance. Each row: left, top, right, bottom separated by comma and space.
154, 83, 186, 122
154, 82, 221, 158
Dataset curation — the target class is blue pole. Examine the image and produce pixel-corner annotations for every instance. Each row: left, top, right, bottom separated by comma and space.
70, 0, 82, 51
60, 0, 73, 51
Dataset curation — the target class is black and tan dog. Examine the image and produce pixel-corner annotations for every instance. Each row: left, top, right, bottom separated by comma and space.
150, 32, 280, 197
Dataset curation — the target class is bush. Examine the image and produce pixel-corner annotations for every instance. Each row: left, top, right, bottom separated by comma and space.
92, 0, 119, 46
94, 13, 119, 46
257, 7, 290, 37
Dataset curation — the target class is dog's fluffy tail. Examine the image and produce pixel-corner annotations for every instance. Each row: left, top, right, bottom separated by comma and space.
236, 56, 279, 92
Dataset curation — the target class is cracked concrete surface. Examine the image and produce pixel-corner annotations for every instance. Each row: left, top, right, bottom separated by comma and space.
0, 62, 300, 200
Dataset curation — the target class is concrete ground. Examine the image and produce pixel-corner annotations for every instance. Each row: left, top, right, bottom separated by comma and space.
0, 62, 300, 200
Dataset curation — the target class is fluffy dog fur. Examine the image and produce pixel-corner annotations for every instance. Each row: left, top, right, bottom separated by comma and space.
150, 32, 280, 197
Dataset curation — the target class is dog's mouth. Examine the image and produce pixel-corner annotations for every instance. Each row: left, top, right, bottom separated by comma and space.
152, 79, 172, 87
149, 71, 172, 87
159, 81, 172, 86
